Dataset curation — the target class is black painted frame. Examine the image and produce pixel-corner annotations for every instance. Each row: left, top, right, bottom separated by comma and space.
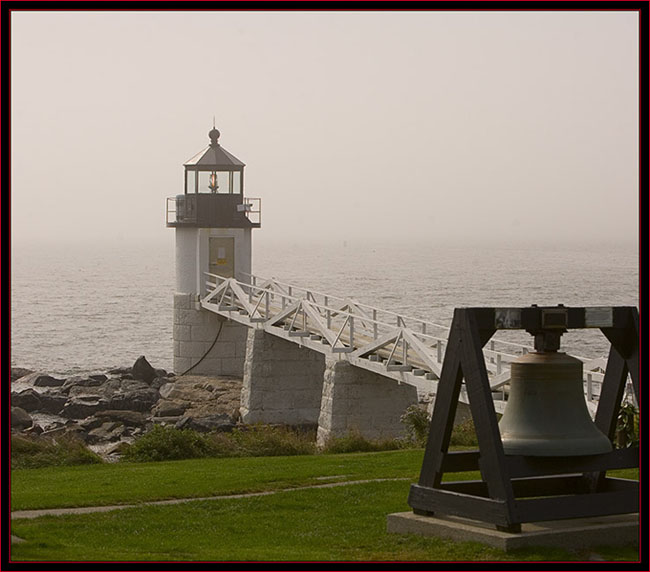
408, 306, 639, 532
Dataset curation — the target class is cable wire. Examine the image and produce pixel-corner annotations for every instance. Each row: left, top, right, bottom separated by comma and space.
178, 321, 224, 377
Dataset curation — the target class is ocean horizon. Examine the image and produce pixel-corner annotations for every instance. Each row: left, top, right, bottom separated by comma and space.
10, 236, 639, 378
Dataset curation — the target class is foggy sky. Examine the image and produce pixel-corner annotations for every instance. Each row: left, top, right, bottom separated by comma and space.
10, 10, 639, 247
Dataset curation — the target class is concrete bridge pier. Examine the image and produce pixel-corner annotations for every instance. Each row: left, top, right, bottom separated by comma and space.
316, 358, 419, 448
240, 329, 326, 425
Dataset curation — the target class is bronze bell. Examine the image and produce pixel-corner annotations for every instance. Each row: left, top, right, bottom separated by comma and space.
499, 351, 613, 456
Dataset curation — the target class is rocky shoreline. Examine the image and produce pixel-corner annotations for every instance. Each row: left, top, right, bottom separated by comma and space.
11, 357, 243, 462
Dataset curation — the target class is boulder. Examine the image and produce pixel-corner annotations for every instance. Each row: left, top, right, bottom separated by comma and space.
152, 400, 189, 418
107, 366, 132, 376
14, 372, 66, 388
129, 426, 146, 438
23, 424, 44, 436
62, 376, 105, 391
122, 378, 158, 394
38, 393, 69, 414
11, 389, 42, 412
66, 379, 121, 400
79, 417, 105, 432
176, 413, 234, 433
12, 407, 33, 430
108, 397, 155, 413
29, 412, 66, 433
109, 380, 158, 412
101, 440, 132, 457
95, 410, 149, 427
86, 422, 126, 444
60, 398, 108, 419
152, 416, 183, 426
40, 425, 86, 440
11, 367, 34, 382
149, 377, 169, 391
156, 375, 242, 426
158, 382, 175, 399
39, 426, 67, 439
63, 377, 157, 413
33, 374, 66, 388
132, 356, 157, 384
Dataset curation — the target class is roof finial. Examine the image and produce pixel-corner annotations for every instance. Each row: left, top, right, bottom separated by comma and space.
209, 119, 220, 147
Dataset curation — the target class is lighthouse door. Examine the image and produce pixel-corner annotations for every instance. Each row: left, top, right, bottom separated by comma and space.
209, 237, 235, 279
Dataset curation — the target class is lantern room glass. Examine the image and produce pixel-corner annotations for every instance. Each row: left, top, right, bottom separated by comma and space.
184, 170, 243, 194
185, 170, 196, 194
198, 171, 227, 194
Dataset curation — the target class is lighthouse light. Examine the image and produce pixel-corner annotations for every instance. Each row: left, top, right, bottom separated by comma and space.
209, 172, 219, 193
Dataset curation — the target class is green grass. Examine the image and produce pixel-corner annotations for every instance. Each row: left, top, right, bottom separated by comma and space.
11, 449, 424, 511
11, 448, 639, 512
10, 450, 639, 562
10, 480, 639, 562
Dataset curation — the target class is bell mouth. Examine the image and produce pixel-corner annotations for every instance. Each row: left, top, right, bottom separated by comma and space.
501, 433, 613, 457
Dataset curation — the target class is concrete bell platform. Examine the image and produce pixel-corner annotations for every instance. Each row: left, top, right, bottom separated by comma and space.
387, 511, 639, 552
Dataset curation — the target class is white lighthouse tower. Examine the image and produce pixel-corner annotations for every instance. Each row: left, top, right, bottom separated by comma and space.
166, 126, 261, 376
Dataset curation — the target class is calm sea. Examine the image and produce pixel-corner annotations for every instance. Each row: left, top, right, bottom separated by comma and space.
10, 238, 639, 377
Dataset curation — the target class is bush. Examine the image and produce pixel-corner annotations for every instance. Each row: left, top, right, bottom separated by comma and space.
122, 424, 317, 462
11, 435, 103, 469
400, 405, 430, 447
399, 402, 479, 448
120, 410, 480, 464
223, 425, 317, 457
320, 431, 403, 454
122, 424, 405, 462
121, 425, 216, 462
616, 403, 639, 448
449, 417, 479, 447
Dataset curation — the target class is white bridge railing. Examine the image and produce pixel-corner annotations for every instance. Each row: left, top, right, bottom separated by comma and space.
201, 272, 635, 413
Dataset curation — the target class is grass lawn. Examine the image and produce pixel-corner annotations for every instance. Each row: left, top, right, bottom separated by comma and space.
10, 450, 640, 563
11, 449, 425, 510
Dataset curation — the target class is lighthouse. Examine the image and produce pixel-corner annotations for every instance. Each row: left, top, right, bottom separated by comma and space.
166, 126, 261, 376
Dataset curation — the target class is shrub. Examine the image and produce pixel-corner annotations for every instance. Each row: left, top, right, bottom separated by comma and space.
449, 418, 479, 447
122, 424, 317, 462
399, 404, 481, 449
400, 405, 430, 447
616, 403, 639, 448
224, 425, 317, 457
121, 425, 216, 462
11, 434, 103, 469
320, 431, 403, 454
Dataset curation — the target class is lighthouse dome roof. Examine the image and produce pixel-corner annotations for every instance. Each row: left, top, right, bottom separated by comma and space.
184, 127, 245, 170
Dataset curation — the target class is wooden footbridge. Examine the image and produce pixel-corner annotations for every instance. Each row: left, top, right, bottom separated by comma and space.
202, 272, 633, 414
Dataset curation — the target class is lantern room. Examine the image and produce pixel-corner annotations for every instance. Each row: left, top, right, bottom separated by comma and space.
166, 127, 261, 228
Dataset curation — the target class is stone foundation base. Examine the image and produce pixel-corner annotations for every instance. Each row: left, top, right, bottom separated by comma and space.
173, 294, 248, 376
387, 511, 639, 552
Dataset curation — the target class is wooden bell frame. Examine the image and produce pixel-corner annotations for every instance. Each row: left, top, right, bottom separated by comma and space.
408, 306, 639, 533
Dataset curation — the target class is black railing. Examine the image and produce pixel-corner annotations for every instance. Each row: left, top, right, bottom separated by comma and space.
166, 194, 261, 228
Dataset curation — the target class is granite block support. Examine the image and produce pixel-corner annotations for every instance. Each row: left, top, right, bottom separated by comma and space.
317, 358, 418, 447
240, 329, 326, 425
